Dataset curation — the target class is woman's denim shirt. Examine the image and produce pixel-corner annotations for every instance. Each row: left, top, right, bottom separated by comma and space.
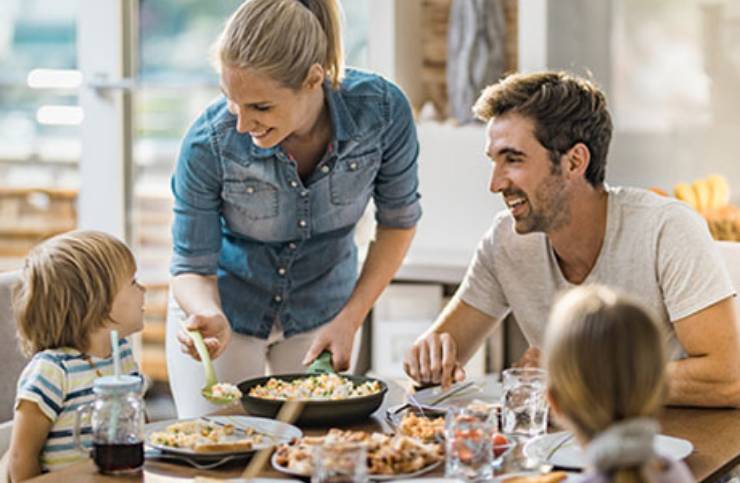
170, 69, 422, 339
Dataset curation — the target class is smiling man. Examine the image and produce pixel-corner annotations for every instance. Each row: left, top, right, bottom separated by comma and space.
404, 71, 740, 408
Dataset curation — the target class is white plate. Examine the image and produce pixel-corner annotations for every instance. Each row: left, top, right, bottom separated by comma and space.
145, 415, 302, 458
271, 451, 442, 481
388, 479, 463, 482
524, 431, 693, 469
413, 376, 503, 410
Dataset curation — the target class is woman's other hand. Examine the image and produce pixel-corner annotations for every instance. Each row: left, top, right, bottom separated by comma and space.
176, 311, 232, 360
302, 314, 358, 371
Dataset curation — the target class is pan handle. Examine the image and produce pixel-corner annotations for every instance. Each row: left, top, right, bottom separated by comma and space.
306, 350, 335, 375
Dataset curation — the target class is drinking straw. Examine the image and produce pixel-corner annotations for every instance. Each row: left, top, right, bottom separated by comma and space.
108, 330, 120, 443
111, 329, 120, 378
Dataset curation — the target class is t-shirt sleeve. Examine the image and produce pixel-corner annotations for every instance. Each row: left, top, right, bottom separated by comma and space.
458, 221, 511, 321
656, 203, 736, 321
15, 355, 67, 422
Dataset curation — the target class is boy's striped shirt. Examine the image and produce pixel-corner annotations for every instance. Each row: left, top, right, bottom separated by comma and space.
16, 337, 141, 472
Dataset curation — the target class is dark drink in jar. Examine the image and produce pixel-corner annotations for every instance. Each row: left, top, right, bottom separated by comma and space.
92, 441, 144, 474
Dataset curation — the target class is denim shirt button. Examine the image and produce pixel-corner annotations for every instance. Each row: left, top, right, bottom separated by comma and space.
320, 165, 330, 173
300, 190, 309, 198
277, 267, 287, 276
349, 162, 358, 171
288, 242, 297, 250
273, 294, 282, 303
245, 186, 255, 194
290, 180, 299, 188
298, 219, 307, 227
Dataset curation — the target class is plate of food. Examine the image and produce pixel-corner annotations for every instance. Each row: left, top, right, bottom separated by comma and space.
271, 429, 444, 480
146, 415, 302, 458
393, 411, 446, 443
524, 431, 693, 469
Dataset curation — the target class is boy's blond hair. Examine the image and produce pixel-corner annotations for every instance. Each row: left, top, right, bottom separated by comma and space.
13, 230, 136, 356
544, 285, 668, 483
214, 0, 345, 89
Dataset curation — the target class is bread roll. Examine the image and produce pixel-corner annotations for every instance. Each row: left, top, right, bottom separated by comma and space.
674, 182, 698, 210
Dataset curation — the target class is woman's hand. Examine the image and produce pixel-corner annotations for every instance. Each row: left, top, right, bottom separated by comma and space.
302, 313, 358, 371
176, 311, 232, 360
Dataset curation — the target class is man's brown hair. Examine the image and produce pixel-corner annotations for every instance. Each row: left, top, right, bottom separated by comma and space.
473, 71, 613, 186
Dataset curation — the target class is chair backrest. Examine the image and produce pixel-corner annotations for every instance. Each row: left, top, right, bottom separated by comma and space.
716, 241, 740, 296
0, 271, 28, 422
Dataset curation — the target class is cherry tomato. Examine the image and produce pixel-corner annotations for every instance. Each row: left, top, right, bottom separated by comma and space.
492, 433, 510, 458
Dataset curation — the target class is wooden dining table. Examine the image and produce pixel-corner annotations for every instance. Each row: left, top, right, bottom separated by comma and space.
27, 380, 740, 483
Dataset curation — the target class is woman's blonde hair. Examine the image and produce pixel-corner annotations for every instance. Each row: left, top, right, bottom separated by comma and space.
544, 285, 668, 483
13, 230, 136, 357
214, 0, 344, 89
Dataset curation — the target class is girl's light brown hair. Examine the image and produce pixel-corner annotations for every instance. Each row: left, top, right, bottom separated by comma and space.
544, 285, 668, 483
13, 230, 136, 356
215, 0, 344, 89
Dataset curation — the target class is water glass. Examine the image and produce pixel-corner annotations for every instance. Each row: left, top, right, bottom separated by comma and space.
445, 406, 494, 481
501, 368, 548, 438
312, 442, 368, 483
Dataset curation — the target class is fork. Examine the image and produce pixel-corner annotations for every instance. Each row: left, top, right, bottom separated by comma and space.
145, 449, 243, 469
545, 432, 574, 461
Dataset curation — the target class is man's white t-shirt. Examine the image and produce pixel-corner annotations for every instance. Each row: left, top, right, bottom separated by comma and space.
458, 186, 736, 353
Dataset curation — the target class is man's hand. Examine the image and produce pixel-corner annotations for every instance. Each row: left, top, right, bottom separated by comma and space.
513, 347, 541, 368
176, 311, 232, 360
303, 314, 358, 371
404, 332, 466, 388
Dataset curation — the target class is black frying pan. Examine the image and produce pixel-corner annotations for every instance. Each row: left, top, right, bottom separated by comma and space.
236, 352, 388, 426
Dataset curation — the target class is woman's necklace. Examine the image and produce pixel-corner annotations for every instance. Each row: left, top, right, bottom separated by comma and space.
82, 354, 104, 378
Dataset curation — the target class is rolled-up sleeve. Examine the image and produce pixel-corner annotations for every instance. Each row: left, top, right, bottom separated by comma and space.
170, 115, 224, 276
373, 82, 422, 229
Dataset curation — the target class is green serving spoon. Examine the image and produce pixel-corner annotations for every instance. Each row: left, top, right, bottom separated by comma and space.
183, 327, 241, 405
307, 350, 336, 375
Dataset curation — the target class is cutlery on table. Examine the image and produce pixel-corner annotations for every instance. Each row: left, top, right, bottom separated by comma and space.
388, 379, 478, 416
145, 449, 244, 470
545, 432, 575, 462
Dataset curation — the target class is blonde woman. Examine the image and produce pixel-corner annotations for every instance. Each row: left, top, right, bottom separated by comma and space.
7, 231, 144, 481
167, 0, 420, 417
544, 285, 694, 483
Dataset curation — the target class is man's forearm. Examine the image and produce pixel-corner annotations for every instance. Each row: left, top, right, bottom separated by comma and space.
422, 297, 500, 365
667, 356, 740, 407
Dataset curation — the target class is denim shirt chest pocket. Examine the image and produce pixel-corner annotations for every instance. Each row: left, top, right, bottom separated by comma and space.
220, 157, 292, 241
329, 149, 380, 206
222, 178, 278, 220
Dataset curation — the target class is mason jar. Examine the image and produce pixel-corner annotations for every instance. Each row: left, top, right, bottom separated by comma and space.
74, 375, 145, 474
